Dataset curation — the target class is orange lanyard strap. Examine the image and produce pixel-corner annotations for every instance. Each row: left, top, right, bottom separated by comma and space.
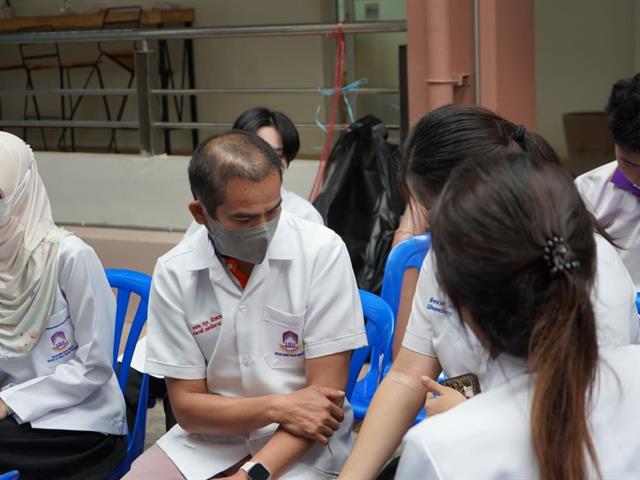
223, 257, 249, 289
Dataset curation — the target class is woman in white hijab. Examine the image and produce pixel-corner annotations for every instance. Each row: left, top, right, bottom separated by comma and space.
0, 132, 127, 479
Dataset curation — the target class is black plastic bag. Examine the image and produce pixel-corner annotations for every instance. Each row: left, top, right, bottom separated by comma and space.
314, 115, 406, 293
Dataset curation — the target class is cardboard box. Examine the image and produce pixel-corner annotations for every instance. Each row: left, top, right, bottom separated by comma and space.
563, 111, 615, 176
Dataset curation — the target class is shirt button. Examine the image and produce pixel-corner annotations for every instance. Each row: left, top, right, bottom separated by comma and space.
241, 355, 252, 366
238, 305, 247, 313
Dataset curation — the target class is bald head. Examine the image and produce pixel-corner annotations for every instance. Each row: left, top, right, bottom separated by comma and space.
188, 130, 282, 216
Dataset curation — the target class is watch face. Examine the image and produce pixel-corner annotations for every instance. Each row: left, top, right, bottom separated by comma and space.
248, 463, 271, 480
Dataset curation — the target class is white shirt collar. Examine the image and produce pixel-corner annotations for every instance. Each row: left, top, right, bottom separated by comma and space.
181, 211, 296, 272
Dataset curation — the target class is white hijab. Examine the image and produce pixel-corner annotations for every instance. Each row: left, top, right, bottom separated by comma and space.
0, 132, 68, 359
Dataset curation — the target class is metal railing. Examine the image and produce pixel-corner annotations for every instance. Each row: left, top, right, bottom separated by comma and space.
0, 20, 407, 155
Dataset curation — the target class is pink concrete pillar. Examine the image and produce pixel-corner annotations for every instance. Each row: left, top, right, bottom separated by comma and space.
407, 0, 535, 128
424, 0, 454, 108
407, 0, 475, 125
478, 0, 536, 128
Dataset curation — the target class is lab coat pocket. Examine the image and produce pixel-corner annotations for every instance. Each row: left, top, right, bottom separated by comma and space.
33, 307, 78, 368
262, 306, 305, 370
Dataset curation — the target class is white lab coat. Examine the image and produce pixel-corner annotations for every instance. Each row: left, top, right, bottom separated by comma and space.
136, 187, 322, 373
145, 211, 367, 480
575, 161, 640, 287
402, 233, 640, 387
280, 187, 324, 225
0, 235, 126, 436
396, 346, 640, 479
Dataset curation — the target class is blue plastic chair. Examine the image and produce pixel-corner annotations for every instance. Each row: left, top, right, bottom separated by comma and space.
106, 268, 152, 479
380, 234, 431, 369
346, 290, 394, 421
636, 292, 639, 314
0, 471, 19, 480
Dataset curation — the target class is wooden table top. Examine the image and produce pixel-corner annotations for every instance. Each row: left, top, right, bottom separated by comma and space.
0, 8, 195, 33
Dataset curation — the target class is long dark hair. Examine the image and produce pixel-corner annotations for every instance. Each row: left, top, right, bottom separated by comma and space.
403, 103, 613, 243
431, 152, 600, 480
403, 104, 556, 204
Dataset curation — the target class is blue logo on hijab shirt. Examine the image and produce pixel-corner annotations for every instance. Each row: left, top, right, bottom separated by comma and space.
427, 297, 453, 316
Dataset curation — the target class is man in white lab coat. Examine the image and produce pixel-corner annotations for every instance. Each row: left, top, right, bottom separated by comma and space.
126, 131, 366, 480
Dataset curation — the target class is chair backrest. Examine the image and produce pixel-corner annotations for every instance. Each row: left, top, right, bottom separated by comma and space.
98, 6, 143, 60
0, 471, 19, 480
346, 290, 394, 401
379, 234, 431, 371
106, 268, 151, 478
18, 25, 61, 68
380, 234, 431, 319
101, 6, 143, 30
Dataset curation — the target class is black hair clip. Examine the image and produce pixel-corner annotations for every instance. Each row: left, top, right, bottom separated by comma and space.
542, 235, 580, 277
514, 124, 527, 144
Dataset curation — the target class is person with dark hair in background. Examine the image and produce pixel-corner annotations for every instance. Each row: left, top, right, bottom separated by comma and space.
184, 108, 322, 239
576, 73, 640, 286
339, 104, 639, 479
396, 152, 640, 479
232, 107, 323, 225
126, 131, 366, 480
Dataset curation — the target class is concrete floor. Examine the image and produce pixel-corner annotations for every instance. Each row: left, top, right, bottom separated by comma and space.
145, 402, 168, 449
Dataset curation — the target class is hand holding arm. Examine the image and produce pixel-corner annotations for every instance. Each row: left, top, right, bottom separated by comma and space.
249, 352, 351, 479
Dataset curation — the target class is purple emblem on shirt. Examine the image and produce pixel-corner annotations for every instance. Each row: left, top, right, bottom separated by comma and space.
611, 168, 640, 198
51, 331, 69, 351
282, 330, 299, 352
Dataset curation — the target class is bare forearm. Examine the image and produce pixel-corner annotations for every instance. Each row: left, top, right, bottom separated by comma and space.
340, 349, 441, 479
170, 390, 281, 436
252, 428, 314, 479
339, 374, 425, 479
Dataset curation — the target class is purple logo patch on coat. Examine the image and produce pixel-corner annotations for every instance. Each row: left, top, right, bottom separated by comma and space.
282, 330, 299, 352
51, 331, 69, 351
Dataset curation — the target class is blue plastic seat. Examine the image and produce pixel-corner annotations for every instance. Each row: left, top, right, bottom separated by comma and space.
106, 268, 152, 479
346, 290, 394, 421
380, 234, 431, 367
0, 471, 19, 480
380, 235, 436, 424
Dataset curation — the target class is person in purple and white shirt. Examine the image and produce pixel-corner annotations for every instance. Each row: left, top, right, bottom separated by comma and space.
576, 73, 640, 287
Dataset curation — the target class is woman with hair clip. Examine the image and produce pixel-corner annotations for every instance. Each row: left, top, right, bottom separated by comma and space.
0, 132, 127, 479
396, 152, 640, 479
339, 104, 639, 479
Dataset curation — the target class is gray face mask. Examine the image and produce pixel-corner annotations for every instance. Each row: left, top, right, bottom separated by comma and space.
207, 213, 280, 265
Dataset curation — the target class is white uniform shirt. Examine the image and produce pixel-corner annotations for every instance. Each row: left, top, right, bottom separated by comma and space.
0, 235, 126, 436
396, 346, 640, 479
402, 234, 640, 387
145, 211, 366, 480
130, 186, 323, 374
575, 161, 640, 286
280, 187, 324, 224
